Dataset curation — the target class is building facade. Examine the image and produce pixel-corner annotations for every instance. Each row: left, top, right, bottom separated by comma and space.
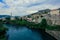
46, 9, 60, 25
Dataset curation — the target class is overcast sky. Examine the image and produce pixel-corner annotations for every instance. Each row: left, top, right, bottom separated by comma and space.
0, 0, 60, 16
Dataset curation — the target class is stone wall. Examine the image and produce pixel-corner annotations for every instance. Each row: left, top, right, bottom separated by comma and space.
45, 14, 60, 25
46, 30, 60, 40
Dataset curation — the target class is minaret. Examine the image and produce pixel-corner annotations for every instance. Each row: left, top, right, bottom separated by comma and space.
11, 12, 12, 17
10, 12, 12, 20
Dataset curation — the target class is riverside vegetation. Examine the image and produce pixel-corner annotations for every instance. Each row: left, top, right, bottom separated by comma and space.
0, 20, 8, 40
0, 17, 59, 40
5, 17, 60, 31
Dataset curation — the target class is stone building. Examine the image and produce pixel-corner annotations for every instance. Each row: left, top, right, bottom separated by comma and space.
50, 9, 60, 15
26, 13, 43, 23
22, 8, 60, 25
46, 9, 60, 25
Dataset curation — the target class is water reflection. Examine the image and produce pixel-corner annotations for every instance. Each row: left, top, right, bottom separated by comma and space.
0, 30, 7, 40
4, 24, 43, 40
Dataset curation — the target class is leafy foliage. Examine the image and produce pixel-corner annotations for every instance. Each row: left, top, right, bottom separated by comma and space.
40, 19, 48, 29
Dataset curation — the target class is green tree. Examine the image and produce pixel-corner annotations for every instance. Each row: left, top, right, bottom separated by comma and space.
58, 8, 60, 13
40, 19, 48, 29
6, 17, 10, 22
15, 17, 19, 20
0, 20, 3, 27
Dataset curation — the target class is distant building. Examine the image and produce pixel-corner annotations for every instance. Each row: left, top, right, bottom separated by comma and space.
10, 17, 15, 20
46, 9, 60, 25
22, 8, 60, 25
2, 17, 6, 21
50, 9, 59, 15
27, 18, 32, 22
23, 12, 43, 23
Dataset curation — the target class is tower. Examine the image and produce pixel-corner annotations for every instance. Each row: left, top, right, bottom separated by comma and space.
11, 12, 12, 17
10, 12, 12, 20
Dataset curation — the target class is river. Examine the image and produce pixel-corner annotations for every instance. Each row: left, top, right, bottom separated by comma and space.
4, 24, 43, 40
